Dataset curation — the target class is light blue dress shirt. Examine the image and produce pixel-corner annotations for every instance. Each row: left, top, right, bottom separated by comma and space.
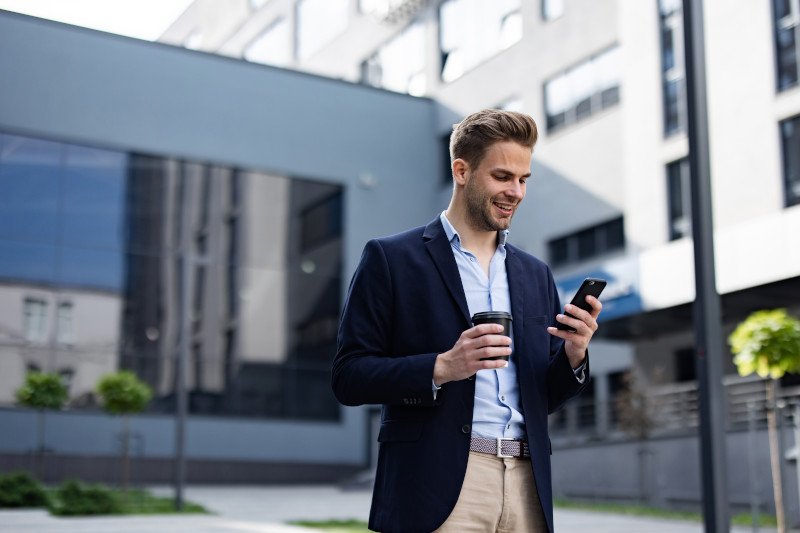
439, 212, 526, 440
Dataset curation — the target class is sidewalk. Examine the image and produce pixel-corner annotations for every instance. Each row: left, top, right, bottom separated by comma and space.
0, 484, 780, 533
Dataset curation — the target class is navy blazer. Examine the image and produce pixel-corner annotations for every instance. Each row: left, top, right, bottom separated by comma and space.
332, 216, 589, 533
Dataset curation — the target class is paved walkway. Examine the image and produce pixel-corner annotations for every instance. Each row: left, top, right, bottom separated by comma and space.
0, 485, 780, 533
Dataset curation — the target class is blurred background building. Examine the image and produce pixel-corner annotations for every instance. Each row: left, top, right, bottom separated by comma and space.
1, 0, 800, 520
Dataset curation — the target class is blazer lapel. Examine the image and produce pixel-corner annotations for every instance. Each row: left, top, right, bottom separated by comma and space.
423, 217, 472, 327
505, 246, 525, 355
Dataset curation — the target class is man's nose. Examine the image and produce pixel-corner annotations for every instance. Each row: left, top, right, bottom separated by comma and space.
505, 181, 524, 199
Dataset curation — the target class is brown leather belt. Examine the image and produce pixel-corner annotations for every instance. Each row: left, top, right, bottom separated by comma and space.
470, 436, 530, 458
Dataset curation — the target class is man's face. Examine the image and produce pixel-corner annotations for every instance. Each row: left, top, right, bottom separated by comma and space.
461, 141, 532, 233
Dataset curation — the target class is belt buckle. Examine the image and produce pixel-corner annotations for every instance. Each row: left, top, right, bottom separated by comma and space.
496, 437, 515, 458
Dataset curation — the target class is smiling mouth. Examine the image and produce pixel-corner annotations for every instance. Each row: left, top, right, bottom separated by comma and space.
494, 202, 515, 215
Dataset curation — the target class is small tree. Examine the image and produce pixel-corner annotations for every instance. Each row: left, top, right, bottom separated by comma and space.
15, 371, 68, 479
615, 367, 659, 505
96, 371, 152, 494
729, 308, 800, 533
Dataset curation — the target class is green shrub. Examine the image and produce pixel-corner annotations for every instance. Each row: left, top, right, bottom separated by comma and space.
49, 480, 122, 516
15, 372, 68, 410
0, 471, 49, 508
96, 371, 152, 415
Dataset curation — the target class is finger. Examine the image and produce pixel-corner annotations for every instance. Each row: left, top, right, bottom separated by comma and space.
474, 333, 512, 348
465, 323, 505, 338
585, 295, 603, 317
475, 356, 511, 370
475, 344, 512, 360
548, 325, 584, 341
555, 312, 583, 332
564, 304, 592, 323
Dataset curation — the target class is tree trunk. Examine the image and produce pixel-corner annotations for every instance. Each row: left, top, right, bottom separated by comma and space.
767, 380, 786, 533
36, 409, 45, 480
121, 415, 130, 498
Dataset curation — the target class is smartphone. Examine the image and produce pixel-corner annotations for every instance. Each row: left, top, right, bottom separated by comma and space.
556, 278, 606, 332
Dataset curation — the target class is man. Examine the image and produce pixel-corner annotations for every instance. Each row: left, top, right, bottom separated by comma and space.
332, 109, 601, 533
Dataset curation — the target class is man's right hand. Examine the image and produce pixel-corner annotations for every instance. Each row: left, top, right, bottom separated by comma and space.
433, 324, 511, 386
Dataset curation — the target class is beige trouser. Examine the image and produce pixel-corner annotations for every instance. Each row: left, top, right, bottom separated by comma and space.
433, 451, 548, 533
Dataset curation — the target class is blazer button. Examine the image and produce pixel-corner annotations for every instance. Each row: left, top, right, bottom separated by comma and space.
461, 424, 471, 434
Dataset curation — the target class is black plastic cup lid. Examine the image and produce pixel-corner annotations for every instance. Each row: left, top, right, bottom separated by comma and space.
472, 311, 512, 321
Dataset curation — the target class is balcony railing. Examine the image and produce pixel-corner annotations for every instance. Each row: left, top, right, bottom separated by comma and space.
551, 374, 800, 441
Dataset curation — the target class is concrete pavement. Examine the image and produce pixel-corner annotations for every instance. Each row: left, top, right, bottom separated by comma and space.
0, 485, 780, 532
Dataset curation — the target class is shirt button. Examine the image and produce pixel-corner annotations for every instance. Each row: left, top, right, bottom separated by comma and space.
461, 424, 471, 434
507, 424, 511, 429
500, 396, 505, 402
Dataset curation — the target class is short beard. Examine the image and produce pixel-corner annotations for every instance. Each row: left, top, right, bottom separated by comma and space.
464, 176, 513, 232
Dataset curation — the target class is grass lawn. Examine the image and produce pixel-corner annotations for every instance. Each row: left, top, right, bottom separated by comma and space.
113, 489, 209, 515
289, 519, 370, 532
290, 502, 778, 532
45, 485, 209, 516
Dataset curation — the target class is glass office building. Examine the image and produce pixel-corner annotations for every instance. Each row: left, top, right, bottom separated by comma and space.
0, 9, 447, 483
0, 132, 343, 421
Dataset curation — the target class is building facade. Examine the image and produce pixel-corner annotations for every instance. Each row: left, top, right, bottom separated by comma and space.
3, 0, 800, 518
160, 0, 800, 445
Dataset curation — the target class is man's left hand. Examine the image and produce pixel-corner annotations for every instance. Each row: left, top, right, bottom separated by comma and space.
547, 295, 602, 369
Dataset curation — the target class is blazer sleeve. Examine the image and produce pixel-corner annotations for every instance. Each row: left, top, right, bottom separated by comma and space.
331, 239, 440, 408
545, 266, 590, 413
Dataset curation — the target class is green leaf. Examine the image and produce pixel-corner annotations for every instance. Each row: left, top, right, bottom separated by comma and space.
728, 309, 800, 380
96, 371, 152, 415
14, 372, 68, 410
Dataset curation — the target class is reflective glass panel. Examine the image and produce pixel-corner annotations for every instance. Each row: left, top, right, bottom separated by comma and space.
0, 132, 344, 421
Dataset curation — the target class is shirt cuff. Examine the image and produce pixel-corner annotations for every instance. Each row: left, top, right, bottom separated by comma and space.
573, 361, 586, 384
432, 379, 442, 400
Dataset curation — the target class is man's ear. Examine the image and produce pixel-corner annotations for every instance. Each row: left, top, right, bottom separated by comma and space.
452, 158, 469, 186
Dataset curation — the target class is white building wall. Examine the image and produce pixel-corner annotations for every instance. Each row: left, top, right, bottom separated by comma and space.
0, 284, 121, 404
161, 0, 800, 330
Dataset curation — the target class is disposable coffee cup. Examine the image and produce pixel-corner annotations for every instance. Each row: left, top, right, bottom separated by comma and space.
471, 311, 512, 361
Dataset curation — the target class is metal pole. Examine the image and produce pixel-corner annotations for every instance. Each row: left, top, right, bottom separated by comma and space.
748, 401, 760, 533
793, 404, 800, 530
174, 253, 191, 510
682, 0, 730, 531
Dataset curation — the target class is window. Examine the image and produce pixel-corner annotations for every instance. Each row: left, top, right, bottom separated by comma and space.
439, 0, 522, 83
1, 131, 344, 421
576, 379, 596, 430
543, 46, 621, 133
250, 0, 270, 10
774, 0, 800, 90
547, 217, 624, 268
542, 0, 564, 20
498, 96, 524, 112
300, 190, 343, 252
296, 0, 349, 61
441, 133, 453, 187
361, 21, 427, 96
780, 115, 800, 206
57, 302, 74, 346
23, 298, 48, 343
666, 158, 691, 240
360, 0, 420, 19
608, 370, 627, 427
675, 347, 696, 382
244, 18, 292, 67
659, 0, 686, 135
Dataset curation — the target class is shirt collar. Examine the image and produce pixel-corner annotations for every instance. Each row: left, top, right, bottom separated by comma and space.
439, 211, 509, 249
